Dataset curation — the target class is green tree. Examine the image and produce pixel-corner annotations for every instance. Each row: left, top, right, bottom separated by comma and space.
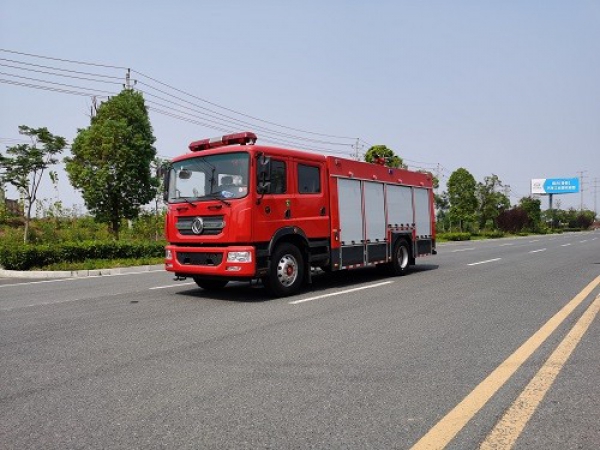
364, 145, 406, 168
435, 191, 450, 232
65, 90, 157, 239
0, 125, 67, 243
447, 168, 478, 231
519, 196, 542, 231
476, 174, 510, 229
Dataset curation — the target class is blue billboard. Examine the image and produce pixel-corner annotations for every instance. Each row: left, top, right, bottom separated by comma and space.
531, 178, 580, 195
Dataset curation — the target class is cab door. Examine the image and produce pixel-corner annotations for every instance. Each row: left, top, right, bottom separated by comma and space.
290, 160, 330, 239
253, 156, 291, 243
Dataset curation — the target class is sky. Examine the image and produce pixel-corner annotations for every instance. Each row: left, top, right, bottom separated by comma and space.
1, 0, 599, 213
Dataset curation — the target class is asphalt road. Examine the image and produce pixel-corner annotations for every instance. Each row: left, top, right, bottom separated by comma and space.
1, 232, 599, 449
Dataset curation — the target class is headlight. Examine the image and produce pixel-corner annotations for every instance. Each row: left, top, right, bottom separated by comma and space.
227, 251, 252, 263
165, 249, 173, 259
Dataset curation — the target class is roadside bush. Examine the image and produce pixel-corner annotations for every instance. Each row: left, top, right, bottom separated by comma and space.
0, 240, 165, 271
497, 208, 529, 233
438, 232, 471, 241
480, 230, 505, 239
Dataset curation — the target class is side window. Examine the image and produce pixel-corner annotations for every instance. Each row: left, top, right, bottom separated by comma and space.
298, 164, 321, 194
270, 160, 286, 194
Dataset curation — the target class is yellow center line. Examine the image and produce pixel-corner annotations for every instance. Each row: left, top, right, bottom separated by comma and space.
480, 293, 600, 449
410, 275, 600, 450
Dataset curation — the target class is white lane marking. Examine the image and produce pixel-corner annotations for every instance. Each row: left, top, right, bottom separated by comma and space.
0, 278, 77, 288
529, 240, 540, 243
452, 248, 475, 253
561, 243, 571, 247
150, 282, 196, 290
529, 248, 547, 254
580, 240, 588, 243
290, 281, 393, 305
467, 258, 501, 266
1, 292, 125, 311
499, 243, 514, 247
0, 269, 166, 289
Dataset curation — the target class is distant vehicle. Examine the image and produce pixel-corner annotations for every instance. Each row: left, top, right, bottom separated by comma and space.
161, 132, 436, 297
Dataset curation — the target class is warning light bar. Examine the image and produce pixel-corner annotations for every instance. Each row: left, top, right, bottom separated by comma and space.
189, 132, 257, 152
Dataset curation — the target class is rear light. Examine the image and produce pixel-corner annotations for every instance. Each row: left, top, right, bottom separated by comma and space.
189, 132, 257, 152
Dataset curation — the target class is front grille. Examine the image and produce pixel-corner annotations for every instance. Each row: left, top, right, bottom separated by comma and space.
176, 216, 225, 236
176, 251, 223, 266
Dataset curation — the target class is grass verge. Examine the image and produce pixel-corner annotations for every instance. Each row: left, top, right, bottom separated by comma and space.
32, 257, 164, 271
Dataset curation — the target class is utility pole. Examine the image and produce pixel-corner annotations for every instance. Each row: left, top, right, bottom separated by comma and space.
593, 178, 599, 220
90, 96, 98, 118
124, 68, 136, 90
577, 170, 587, 211
352, 138, 361, 161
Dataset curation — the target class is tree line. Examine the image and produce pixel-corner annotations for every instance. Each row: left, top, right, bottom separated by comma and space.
436, 168, 594, 234
0, 89, 160, 243
364, 147, 595, 234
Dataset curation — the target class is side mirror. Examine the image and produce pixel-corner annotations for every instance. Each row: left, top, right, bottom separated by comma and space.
257, 181, 271, 195
161, 166, 172, 202
178, 169, 192, 180
256, 154, 271, 201
257, 155, 271, 182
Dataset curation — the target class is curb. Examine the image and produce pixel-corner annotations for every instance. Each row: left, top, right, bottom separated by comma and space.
0, 264, 164, 279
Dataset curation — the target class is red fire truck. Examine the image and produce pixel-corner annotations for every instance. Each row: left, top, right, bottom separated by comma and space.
163, 132, 436, 297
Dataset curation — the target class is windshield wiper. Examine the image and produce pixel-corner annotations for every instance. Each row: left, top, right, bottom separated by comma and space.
175, 197, 197, 208
206, 194, 231, 207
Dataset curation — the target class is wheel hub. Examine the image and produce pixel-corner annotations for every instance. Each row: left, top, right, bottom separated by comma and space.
277, 255, 298, 287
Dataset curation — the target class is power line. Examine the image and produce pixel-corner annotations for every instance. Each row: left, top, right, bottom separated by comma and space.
0, 48, 361, 153
0, 72, 121, 95
0, 48, 127, 70
0, 64, 124, 86
138, 86, 352, 147
147, 106, 353, 156
0, 78, 114, 98
132, 69, 357, 141
0, 48, 385, 158
0, 57, 123, 80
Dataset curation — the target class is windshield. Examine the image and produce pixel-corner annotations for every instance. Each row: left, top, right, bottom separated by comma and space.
168, 152, 249, 203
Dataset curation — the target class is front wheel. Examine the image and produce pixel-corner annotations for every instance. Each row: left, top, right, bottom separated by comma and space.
263, 243, 305, 297
193, 277, 229, 290
390, 239, 411, 276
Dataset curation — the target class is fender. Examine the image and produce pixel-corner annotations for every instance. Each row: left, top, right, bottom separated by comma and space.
268, 226, 309, 255
390, 231, 414, 258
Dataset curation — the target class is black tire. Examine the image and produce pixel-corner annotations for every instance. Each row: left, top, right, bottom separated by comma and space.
263, 243, 305, 297
193, 277, 229, 290
390, 239, 411, 276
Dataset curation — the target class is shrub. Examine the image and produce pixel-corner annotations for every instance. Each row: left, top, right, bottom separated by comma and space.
480, 230, 505, 239
438, 232, 471, 241
497, 208, 529, 233
0, 240, 165, 271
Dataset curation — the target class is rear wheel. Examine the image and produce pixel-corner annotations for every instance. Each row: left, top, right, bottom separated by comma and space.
263, 243, 305, 297
390, 239, 410, 276
193, 278, 229, 290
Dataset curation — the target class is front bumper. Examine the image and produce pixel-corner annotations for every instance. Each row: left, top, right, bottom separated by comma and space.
165, 245, 256, 278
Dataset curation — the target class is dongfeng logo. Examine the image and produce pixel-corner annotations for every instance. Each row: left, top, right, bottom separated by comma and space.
191, 217, 204, 234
